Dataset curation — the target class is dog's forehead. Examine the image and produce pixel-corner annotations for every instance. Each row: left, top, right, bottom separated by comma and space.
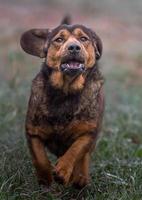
50, 24, 92, 38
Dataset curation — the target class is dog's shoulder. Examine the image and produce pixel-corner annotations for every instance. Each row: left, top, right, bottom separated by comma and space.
26, 67, 48, 121
31, 63, 50, 95
31, 73, 45, 98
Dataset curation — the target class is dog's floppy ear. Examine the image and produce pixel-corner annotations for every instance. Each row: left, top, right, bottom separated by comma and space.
91, 31, 103, 60
20, 29, 50, 58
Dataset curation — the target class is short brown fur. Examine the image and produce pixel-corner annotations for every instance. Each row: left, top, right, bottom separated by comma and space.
20, 18, 104, 188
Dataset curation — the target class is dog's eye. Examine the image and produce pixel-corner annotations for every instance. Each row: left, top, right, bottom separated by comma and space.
80, 36, 88, 42
54, 37, 64, 43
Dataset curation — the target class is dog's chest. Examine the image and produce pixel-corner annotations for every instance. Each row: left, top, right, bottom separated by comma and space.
42, 84, 99, 156
45, 83, 97, 122
47, 93, 80, 124
27, 72, 103, 156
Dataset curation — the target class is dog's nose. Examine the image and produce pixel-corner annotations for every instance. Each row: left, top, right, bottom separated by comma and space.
68, 44, 81, 53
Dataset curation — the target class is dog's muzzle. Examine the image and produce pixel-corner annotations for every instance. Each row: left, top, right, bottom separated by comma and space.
60, 55, 85, 76
61, 62, 85, 76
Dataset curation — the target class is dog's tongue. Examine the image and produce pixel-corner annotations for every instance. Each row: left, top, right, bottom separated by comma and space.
68, 62, 80, 69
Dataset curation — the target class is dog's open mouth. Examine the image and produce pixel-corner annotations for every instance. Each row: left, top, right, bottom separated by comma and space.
60, 57, 85, 76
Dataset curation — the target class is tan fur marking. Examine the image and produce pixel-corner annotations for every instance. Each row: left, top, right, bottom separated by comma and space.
67, 120, 97, 136
50, 71, 64, 89
70, 75, 85, 92
73, 28, 89, 39
26, 124, 53, 140
52, 29, 70, 41
85, 42, 96, 68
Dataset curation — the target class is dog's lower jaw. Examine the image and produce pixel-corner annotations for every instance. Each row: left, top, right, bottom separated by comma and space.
49, 70, 85, 94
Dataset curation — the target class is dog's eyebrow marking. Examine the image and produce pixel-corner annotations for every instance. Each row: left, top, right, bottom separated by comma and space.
73, 28, 89, 39
53, 29, 70, 40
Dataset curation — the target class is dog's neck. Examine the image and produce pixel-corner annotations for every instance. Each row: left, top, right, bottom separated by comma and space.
41, 62, 104, 94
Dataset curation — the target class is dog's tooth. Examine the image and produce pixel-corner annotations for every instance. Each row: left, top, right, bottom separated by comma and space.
63, 67, 68, 71
79, 64, 85, 70
62, 64, 66, 68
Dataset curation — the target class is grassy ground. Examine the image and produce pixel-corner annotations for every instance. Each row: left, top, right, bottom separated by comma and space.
0, 50, 142, 200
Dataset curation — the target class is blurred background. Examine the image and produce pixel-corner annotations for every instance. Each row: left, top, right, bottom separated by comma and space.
0, 0, 142, 199
0, 0, 142, 80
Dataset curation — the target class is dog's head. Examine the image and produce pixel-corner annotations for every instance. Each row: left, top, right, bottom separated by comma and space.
20, 17, 103, 92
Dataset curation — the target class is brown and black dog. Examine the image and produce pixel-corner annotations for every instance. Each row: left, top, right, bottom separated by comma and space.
20, 16, 104, 188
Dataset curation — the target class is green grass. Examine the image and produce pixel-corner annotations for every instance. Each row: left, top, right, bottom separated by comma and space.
0, 52, 142, 200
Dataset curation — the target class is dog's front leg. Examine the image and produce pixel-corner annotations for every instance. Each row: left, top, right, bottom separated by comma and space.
54, 134, 94, 186
27, 135, 53, 187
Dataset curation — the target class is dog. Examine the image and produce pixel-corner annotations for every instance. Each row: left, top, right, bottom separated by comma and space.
20, 16, 104, 189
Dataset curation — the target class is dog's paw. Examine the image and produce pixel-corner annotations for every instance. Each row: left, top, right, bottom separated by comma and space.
53, 158, 73, 185
36, 170, 53, 187
73, 174, 90, 189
